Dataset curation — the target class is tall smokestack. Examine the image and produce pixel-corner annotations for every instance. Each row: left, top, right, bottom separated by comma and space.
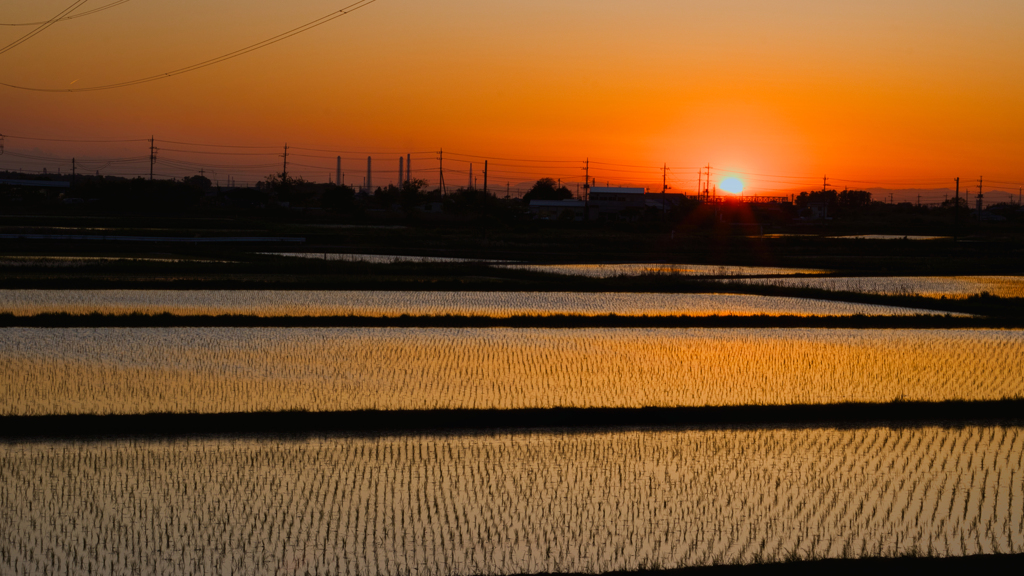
366, 156, 372, 192
399, 156, 404, 187
336, 156, 341, 187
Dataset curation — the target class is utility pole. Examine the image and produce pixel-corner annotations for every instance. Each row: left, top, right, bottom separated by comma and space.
282, 144, 288, 180
406, 154, 411, 185
977, 176, 984, 219
71, 158, 76, 187
662, 163, 669, 214
438, 149, 446, 195
822, 175, 828, 194
954, 178, 959, 243
366, 156, 372, 192
583, 159, 590, 200
704, 164, 713, 203
149, 136, 156, 181
336, 156, 341, 187
398, 156, 404, 188
483, 160, 488, 194
469, 163, 473, 190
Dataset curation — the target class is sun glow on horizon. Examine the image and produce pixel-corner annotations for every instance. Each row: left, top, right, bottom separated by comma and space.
720, 177, 745, 194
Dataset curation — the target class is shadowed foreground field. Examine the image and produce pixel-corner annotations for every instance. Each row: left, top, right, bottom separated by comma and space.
2, 400, 1023, 438
517, 552, 1024, 575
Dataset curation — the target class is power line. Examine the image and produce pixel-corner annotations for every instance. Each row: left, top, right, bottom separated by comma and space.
4, 132, 1021, 189
444, 151, 579, 163
2, 150, 147, 163
0, 1, 133, 27
159, 147, 281, 157
0, 0, 379, 92
0, 0, 91, 57
290, 146, 435, 156
155, 139, 280, 149
3, 133, 148, 143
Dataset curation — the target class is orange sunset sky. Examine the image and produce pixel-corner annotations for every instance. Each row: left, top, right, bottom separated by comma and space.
2, 0, 1023, 199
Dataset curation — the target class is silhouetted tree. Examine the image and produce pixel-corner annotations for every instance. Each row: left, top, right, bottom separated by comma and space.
322, 184, 356, 212
838, 189, 871, 209
522, 178, 572, 203
183, 175, 212, 192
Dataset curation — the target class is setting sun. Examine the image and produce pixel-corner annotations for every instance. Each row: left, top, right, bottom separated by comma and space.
720, 177, 745, 194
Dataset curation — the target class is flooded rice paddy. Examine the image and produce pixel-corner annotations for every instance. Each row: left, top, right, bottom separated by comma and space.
261, 252, 512, 264
0, 290, 955, 318
499, 263, 828, 278
732, 276, 1024, 299
2, 426, 1021, 576
0, 256, 226, 267
259, 253, 827, 277
3, 327, 1021, 416
829, 235, 950, 241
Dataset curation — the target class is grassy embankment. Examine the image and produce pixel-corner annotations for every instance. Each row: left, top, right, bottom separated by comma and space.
3, 250, 1024, 321
3, 400, 1023, 438
0, 311, 1015, 328
505, 553, 1024, 575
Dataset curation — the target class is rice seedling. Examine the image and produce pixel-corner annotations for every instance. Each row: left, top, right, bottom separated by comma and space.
0, 290, 958, 318
2, 327, 1021, 416
0, 425, 1019, 576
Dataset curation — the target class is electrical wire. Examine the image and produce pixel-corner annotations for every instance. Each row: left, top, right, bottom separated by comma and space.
158, 147, 280, 157
3, 150, 147, 163
155, 139, 281, 149
291, 146, 435, 155
0, 0, 378, 92
4, 133, 148, 143
444, 151, 580, 164
0, 0, 91, 57
4, 134, 1018, 187
0, 1, 133, 26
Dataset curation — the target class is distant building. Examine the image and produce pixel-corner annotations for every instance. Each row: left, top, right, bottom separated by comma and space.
804, 200, 830, 220
415, 201, 444, 213
0, 179, 70, 188
528, 199, 586, 221
588, 187, 646, 220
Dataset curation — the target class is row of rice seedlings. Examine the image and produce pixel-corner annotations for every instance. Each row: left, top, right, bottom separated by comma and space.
1, 426, 1020, 575
3, 327, 1022, 416
730, 276, 1024, 299
0, 290, 947, 318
